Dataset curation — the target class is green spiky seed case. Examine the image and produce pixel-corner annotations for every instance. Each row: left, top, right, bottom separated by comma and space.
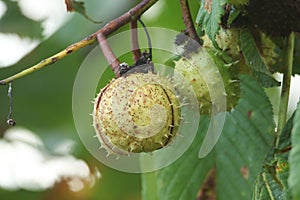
93, 73, 181, 155
174, 48, 240, 115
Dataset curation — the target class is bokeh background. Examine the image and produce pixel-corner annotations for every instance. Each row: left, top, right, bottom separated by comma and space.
0, 0, 199, 199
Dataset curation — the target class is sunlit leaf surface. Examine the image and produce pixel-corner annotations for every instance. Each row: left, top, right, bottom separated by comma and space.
289, 103, 300, 200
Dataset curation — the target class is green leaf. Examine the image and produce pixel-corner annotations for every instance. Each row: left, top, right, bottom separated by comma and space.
289, 102, 300, 200
142, 116, 214, 200
196, 0, 227, 47
142, 75, 274, 200
0, 1, 43, 38
240, 29, 280, 87
64, 0, 102, 24
216, 75, 274, 200
254, 111, 293, 200
227, 8, 241, 26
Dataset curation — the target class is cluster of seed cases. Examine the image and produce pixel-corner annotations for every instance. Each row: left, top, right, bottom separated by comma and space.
92, 72, 182, 155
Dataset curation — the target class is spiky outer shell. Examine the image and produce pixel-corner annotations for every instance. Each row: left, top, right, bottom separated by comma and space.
202, 28, 279, 74
93, 73, 181, 154
201, 28, 250, 74
258, 32, 279, 68
174, 48, 240, 114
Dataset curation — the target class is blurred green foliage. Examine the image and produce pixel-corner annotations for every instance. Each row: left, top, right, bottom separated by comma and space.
0, 0, 43, 38
0, 0, 199, 199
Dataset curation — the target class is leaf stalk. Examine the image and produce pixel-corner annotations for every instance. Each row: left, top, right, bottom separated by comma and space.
276, 32, 295, 147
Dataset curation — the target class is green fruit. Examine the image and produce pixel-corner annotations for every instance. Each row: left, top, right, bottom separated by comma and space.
202, 28, 241, 60
93, 72, 181, 155
202, 28, 249, 72
259, 32, 279, 68
174, 48, 240, 114
203, 27, 281, 75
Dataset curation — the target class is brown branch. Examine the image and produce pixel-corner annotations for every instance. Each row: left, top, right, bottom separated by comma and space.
97, 33, 121, 77
130, 20, 142, 63
179, 0, 200, 44
0, 0, 158, 85
97, 0, 157, 37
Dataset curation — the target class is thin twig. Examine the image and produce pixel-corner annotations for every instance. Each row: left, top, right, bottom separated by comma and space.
0, 37, 95, 85
179, 0, 200, 44
130, 20, 142, 62
97, 33, 121, 77
0, 0, 158, 85
276, 32, 294, 147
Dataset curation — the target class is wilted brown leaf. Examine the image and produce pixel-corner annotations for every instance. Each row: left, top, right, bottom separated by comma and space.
64, 0, 101, 24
